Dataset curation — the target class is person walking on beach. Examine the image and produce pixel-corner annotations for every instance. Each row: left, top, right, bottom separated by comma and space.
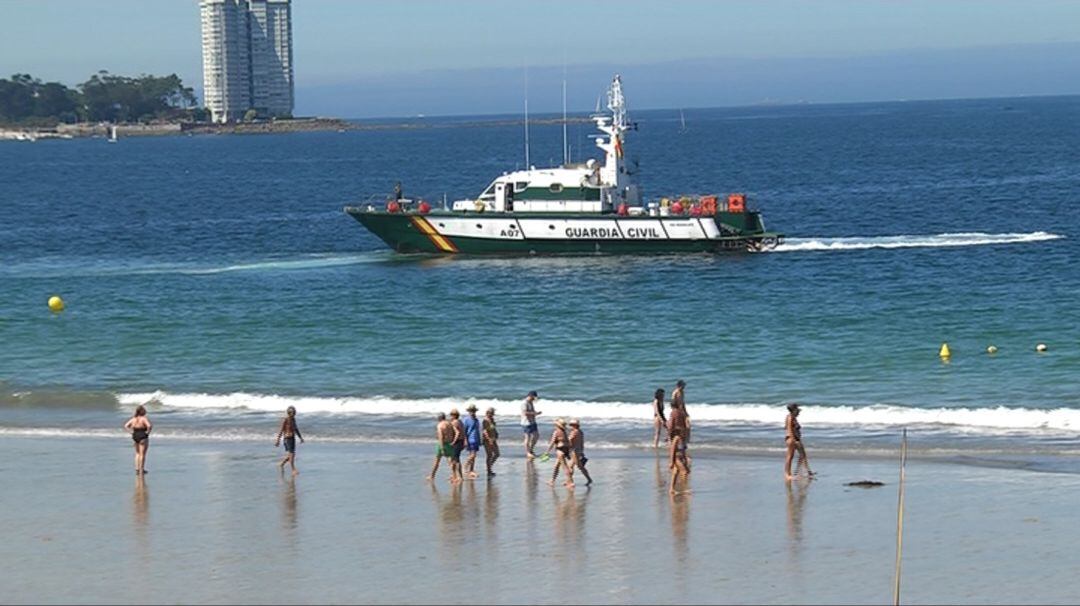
521, 390, 542, 459
652, 388, 667, 448
668, 398, 691, 494
482, 407, 500, 477
428, 412, 454, 482
463, 405, 483, 479
449, 408, 466, 484
275, 405, 305, 476
568, 419, 593, 486
784, 403, 815, 481
672, 379, 686, 410
543, 418, 575, 488
123, 404, 152, 475
672, 380, 692, 468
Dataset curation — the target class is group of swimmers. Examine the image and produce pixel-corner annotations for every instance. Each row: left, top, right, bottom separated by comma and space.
122, 381, 814, 487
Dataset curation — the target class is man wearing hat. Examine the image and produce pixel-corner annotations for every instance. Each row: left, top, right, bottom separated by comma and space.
521, 391, 542, 459
463, 404, 482, 479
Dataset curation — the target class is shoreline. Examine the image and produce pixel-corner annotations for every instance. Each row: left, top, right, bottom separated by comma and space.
3, 428, 1078, 477
0, 115, 593, 140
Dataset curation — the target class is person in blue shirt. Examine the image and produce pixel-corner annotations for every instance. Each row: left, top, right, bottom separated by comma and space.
463, 404, 483, 479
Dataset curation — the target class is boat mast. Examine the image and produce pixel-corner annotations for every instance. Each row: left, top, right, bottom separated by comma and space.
593, 74, 634, 202
524, 68, 531, 170
562, 69, 569, 166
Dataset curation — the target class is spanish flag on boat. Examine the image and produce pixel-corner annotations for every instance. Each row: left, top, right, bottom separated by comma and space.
614, 135, 623, 158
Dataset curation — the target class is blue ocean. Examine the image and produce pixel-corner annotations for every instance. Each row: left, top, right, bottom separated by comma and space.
3, 95, 1079, 459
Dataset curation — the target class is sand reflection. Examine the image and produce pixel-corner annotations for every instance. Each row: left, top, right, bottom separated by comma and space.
484, 481, 500, 545
786, 479, 808, 551
281, 474, 298, 535
132, 475, 149, 539
430, 482, 466, 560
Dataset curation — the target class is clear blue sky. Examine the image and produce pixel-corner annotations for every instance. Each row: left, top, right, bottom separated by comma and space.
2, 0, 1079, 117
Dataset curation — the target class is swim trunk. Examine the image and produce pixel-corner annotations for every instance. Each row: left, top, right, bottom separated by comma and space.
466, 440, 481, 452
522, 422, 538, 434
452, 442, 464, 461
437, 443, 453, 457
283, 436, 296, 453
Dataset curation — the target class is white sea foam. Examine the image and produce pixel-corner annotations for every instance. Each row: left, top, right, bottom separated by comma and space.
774, 231, 1062, 253
177, 253, 384, 275
0, 253, 387, 278
119, 392, 1080, 434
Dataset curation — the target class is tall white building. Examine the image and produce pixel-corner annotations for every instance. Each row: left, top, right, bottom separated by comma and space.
200, 0, 294, 123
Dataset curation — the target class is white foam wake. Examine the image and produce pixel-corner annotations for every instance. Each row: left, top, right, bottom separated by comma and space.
0, 252, 387, 278
119, 392, 1080, 434
177, 253, 383, 275
774, 231, 1062, 253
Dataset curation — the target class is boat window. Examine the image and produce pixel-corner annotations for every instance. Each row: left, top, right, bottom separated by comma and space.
549, 183, 563, 193
514, 182, 528, 192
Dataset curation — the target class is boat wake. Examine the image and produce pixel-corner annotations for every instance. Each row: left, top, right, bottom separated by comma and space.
0, 252, 389, 278
774, 231, 1062, 253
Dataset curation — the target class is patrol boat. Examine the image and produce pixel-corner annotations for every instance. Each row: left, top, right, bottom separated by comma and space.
344, 75, 783, 254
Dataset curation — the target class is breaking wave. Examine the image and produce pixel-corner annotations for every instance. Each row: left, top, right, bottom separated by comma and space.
119, 391, 1080, 435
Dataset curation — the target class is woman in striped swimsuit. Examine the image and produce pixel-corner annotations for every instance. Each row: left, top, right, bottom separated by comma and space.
784, 403, 815, 481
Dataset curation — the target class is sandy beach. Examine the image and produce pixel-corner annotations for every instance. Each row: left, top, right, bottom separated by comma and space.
2, 435, 1077, 604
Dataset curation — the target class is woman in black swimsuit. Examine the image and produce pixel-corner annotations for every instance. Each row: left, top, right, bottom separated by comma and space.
652, 388, 667, 448
123, 404, 152, 475
543, 418, 575, 488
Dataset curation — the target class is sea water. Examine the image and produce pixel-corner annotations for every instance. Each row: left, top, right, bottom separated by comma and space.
2, 96, 1080, 462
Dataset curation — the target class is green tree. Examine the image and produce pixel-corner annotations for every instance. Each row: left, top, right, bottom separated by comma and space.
0, 71, 200, 125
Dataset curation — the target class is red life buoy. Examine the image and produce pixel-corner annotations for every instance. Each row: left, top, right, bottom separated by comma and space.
386, 201, 401, 213
727, 194, 745, 213
617, 203, 629, 216
701, 195, 718, 215
417, 200, 431, 214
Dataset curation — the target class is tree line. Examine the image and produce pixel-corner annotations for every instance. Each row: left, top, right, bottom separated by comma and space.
0, 71, 206, 126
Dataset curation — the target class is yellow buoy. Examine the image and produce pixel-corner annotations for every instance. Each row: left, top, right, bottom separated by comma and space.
939, 343, 951, 358
986, 345, 998, 354
1036, 343, 1048, 353
47, 295, 65, 313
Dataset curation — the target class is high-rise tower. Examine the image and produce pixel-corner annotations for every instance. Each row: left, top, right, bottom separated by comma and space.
200, 0, 294, 123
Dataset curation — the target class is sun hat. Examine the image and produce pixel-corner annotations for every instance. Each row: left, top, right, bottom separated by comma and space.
466, 404, 478, 412
555, 418, 566, 427
569, 419, 580, 426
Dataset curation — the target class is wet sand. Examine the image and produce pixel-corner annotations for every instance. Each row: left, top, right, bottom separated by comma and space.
2, 436, 1078, 604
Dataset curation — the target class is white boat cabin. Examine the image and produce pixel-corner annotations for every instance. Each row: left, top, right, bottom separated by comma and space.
452, 75, 642, 214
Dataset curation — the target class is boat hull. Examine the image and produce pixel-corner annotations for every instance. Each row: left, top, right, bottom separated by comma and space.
345, 209, 782, 254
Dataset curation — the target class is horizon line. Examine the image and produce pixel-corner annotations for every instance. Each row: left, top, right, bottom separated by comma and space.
327, 91, 1080, 123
